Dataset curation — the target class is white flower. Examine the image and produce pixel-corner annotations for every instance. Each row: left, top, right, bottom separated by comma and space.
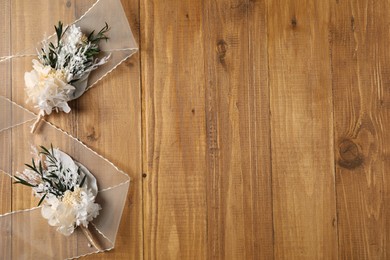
41, 186, 101, 236
34, 181, 52, 194
63, 25, 84, 50
24, 59, 75, 114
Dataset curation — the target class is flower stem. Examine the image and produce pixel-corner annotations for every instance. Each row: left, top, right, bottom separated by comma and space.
80, 225, 103, 251
30, 111, 45, 134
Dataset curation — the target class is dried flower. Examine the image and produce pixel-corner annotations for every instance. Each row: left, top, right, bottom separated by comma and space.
25, 21, 110, 115
41, 187, 101, 236
25, 59, 74, 114
14, 145, 101, 236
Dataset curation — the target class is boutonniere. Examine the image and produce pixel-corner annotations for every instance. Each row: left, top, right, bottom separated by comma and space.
25, 22, 110, 133
14, 145, 102, 250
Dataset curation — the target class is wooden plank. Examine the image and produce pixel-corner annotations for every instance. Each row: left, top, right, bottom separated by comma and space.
75, 0, 142, 259
0, 1, 11, 259
141, 0, 208, 258
330, 0, 390, 258
0, 0, 11, 209
203, 0, 273, 259
0, 0, 10, 60
0, 0, 11, 98
267, 0, 338, 258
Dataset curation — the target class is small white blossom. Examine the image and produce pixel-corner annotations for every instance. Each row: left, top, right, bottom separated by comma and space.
63, 25, 84, 51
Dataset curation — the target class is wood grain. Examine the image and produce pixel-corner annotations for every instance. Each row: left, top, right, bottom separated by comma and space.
141, 0, 208, 259
267, 0, 338, 258
0, 1, 11, 259
0, 0, 11, 211
2, 0, 390, 259
203, 0, 273, 259
331, 0, 390, 258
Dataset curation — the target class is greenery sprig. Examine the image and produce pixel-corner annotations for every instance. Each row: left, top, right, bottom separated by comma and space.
14, 145, 87, 206
39, 21, 110, 77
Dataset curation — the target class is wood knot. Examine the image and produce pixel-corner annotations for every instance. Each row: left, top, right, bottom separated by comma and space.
338, 139, 363, 169
125, 59, 135, 68
66, 0, 71, 8
291, 17, 297, 27
351, 16, 355, 32
86, 126, 99, 142
216, 40, 228, 65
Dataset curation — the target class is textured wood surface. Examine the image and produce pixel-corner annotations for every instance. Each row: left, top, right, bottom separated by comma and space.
141, 0, 208, 258
331, 0, 390, 259
0, 1, 11, 259
202, 0, 273, 258
2, 0, 390, 259
268, 1, 338, 259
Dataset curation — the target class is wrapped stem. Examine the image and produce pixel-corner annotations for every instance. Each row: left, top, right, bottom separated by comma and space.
80, 225, 103, 251
30, 110, 45, 133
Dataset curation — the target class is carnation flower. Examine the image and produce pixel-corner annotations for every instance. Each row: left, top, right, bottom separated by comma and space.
41, 186, 101, 236
24, 59, 75, 114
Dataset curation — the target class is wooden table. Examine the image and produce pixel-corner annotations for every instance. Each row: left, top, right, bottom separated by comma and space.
1, 0, 389, 259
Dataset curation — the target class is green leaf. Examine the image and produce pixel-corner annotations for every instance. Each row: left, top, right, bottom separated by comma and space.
88, 22, 110, 44
32, 158, 36, 168
42, 177, 54, 186
80, 174, 87, 187
87, 30, 96, 41
13, 176, 37, 188
40, 145, 51, 156
38, 193, 47, 206
40, 145, 57, 164
47, 173, 59, 179
39, 161, 43, 176
54, 21, 63, 45
24, 163, 40, 175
